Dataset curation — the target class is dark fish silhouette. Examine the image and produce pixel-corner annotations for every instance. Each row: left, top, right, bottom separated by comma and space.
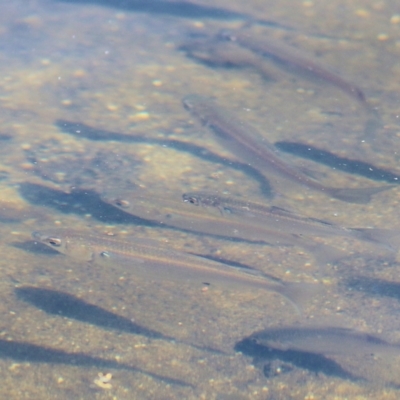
275, 141, 400, 185
345, 276, 400, 302
182, 95, 392, 203
55, 0, 291, 29
235, 337, 362, 381
15, 286, 224, 354
0, 339, 192, 386
54, 120, 273, 197
15, 286, 169, 339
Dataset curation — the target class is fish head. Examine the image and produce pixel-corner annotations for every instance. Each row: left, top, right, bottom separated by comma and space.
32, 230, 95, 261
102, 194, 132, 210
182, 192, 226, 216
32, 230, 66, 250
182, 193, 201, 206
100, 188, 134, 210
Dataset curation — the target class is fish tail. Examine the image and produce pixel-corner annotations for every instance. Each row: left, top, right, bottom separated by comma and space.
293, 236, 346, 269
328, 185, 394, 204
278, 282, 322, 315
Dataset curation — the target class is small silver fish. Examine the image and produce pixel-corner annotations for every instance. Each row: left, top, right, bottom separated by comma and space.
182, 191, 398, 251
250, 326, 400, 357
102, 189, 345, 265
182, 94, 392, 203
32, 229, 322, 312
223, 30, 368, 105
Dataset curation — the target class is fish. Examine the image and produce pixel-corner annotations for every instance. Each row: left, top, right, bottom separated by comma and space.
180, 37, 286, 82
182, 191, 399, 251
101, 190, 345, 265
249, 326, 400, 357
220, 29, 375, 113
223, 28, 382, 138
32, 229, 321, 312
182, 94, 392, 203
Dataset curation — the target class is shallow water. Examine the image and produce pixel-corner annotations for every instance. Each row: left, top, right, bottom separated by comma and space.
1, 0, 400, 398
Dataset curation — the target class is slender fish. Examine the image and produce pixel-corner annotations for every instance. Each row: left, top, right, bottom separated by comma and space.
182, 191, 398, 250
182, 31, 381, 136
180, 38, 286, 82
32, 229, 320, 311
182, 94, 391, 203
222, 30, 369, 107
249, 326, 400, 356
101, 190, 345, 265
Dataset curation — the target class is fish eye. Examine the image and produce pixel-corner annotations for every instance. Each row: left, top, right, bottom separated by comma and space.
183, 195, 199, 206
182, 100, 192, 111
100, 251, 110, 258
114, 199, 130, 208
47, 237, 62, 247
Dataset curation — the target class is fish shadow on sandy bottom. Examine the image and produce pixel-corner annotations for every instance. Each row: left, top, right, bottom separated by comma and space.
15, 286, 171, 340
0, 337, 192, 387
54, 120, 273, 197
15, 286, 224, 356
345, 275, 400, 302
18, 182, 166, 226
53, 0, 253, 21
16, 182, 271, 243
275, 141, 400, 185
12, 239, 61, 255
234, 337, 363, 382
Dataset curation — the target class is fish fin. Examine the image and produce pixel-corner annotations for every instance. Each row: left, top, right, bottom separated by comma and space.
329, 185, 394, 204
293, 237, 347, 268
269, 205, 299, 217
279, 282, 323, 315
309, 242, 347, 267
351, 228, 400, 252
